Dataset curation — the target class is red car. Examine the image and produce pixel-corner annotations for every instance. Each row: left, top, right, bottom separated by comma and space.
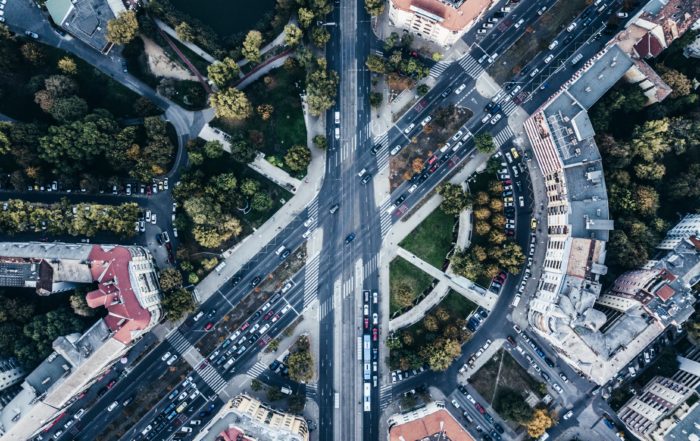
263, 310, 275, 320
503, 179, 512, 185
372, 328, 378, 341
107, 379, 117, 389
429, 163, 438, 174
240, 322, 250, 331
364, 318, 369, 329
475, 402, 486, 414
427, 155, 438, 165
204, 322, 214, 331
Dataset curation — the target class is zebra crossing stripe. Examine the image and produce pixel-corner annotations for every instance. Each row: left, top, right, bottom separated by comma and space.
247, 361, 266, 378
303, 256, 321, 307
167, 331, 190, 353
429, 61, 450, 78
198, 364, 227, 393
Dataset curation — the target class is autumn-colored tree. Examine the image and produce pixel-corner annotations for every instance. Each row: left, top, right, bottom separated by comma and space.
527, 409, 554, 438
475, 221, 491, 236
412, 157, 425, 173
474, 191, 490, 206
393, 283, 415, 309
107, 10, 139, 45
256, 104, 274, 121
474, 207, 491, 220
57, 57, 77, 75
423, 315, 438, 332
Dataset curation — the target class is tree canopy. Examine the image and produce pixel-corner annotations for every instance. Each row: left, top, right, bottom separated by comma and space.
107, 10, 139, 45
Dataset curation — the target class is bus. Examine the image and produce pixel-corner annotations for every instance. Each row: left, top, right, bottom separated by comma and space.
334, 392, 340, 409
363, 383, 371, 412
363, 335, 371, 362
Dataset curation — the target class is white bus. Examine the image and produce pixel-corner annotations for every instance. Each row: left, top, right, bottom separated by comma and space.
363, 383, 371, 412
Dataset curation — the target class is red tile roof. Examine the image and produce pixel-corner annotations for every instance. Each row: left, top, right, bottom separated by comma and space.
655, 284, 676, 302
85, 246, 153, 344
219, 426, 254, 441
391, 0, 493, 32
634, 32, 665, 58
389, 409, 475, 441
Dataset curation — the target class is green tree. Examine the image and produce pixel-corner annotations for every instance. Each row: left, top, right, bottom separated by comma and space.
57, 56, 77, 75
417, 84, 430, 96
21, 309, 84, 367
161, 288, 195, 321
284, 23, 303, 47
364, 0, 384, 16
242, 30, 263, 63
240, 179, 260, 197
310, 26, 330, 47
366, 54, 387, 73
420, 338, 462, 371
284, 145, 312, 172
288, 394, 306, 414
158, 267, 183, 292
202, 140, 225, 159
393, 282, 415, 309
306, 58, 339, 116
659, 66, 692, 98
495, 389, 533, 424
107, 10, 139, 45
207, 57, 240, 88
252, 193, 273, 212
633, 161, 665, 181
298, 7, 315, 28
49, 96, 88, 123
209, 88, 252, 120
288, 350, 314, 382
251, 379, 263, 391
475, 133, 496, 153
175, 22, 195, 42
368, 92, 382, 108
312, 134, 327, 149
631, 119, 670, 162
230, 138, 257, 163
437, 183, 470, 215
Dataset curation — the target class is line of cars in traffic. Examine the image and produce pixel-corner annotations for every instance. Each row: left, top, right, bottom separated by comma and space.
453, 385, 505, 441
511, 325, 567, 396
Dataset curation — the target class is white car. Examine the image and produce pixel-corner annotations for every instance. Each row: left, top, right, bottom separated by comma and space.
420, 116, 432, 126
303, 216, 315, 228
490, 114, 502, 125
454, 84, 466, 95
548, 40, 559, 50
166, 354, 178, 365
562, 410, 574, 420
161, 352, 171, 361
408, 184, 418, 194
151, 213, 157, 224
390, 145, 402, 155
403, 123, 415, 134
451, 399, 461, 409
544, 54, 554, 64
334, 127, 340, 140
302, 229, 312, 239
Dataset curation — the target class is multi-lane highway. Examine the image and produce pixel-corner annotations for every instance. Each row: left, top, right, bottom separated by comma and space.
32, 0, 644, 439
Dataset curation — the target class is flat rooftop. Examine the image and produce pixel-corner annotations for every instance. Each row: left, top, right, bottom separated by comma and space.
567, 44, 634, 109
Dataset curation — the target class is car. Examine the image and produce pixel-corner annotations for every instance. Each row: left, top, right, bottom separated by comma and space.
617, 12, 629, 18
364, 318, 369, 329
531, 218, 537, 229
490, 114, 502, 125
559, 372, 569, 383
548, 40, 559, 50
440, 87, 452, 98
329, 203, 340, 214
370, 144, 382, 155
562, 410, 574, 420
204, 322, 214, 331
420, 116, 432, 126
454, 84, 466, 95
552, 383, 563, 393
476, 28, 488, 34
372, 327, 378, 341
394, 194, 407, 206
334, 127, 340, 140
481, 114, 492, 124
391, 372, 397, 383
372, 312, 378, 325
107, 379, 117, 389
452, 130, 464, 141
537, 6, 547, 15
544, 54, 554, 64
529, 68, 540, 78
25, 31, 39, 39
166, 354, 178, 365
475, 402, 485, 414
361, 173, 372, 185
251, 276, 262, 287
403, 123, 415, 134
466, 394, 476, 404
345, 232, 356, 245
161, 352, 172, 361
451, 399, 461, 409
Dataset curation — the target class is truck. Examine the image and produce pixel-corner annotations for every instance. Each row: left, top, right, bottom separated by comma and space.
363, 383, 371, 412
281, 386, 293, 395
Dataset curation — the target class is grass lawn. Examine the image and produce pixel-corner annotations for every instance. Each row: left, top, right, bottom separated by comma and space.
443, 289, 477, 319
211, 65, 306, 164
469, 349, 544, 406
487, 0, 589, 84
400, 207, 456, 269
390, 256, 434, 315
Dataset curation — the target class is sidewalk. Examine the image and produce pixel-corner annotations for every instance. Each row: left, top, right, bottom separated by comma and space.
154, 18, 218, 64
193, 103, 325, 303
456, 208, 472, 249
396, 247, 496, 309
248, 153, 302, 193
388, 280, 450, 331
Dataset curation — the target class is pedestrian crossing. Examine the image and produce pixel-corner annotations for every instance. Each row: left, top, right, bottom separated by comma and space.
318, 297, 333, 320
198, 362, 227, 394
303, 255, 320, 307
379, 384, 393, 410
493, 126, 515, 148
373, 133, 389, 149
363, 253, 378, 278
458, 54, 484, 78
167, 330, 191, 354
501, 99, 517, 116
246, 360, 267, 378
379, 202, 393, 238
305, 383, 318, 398
429, 61, 450, 78
306, 198, 319, 227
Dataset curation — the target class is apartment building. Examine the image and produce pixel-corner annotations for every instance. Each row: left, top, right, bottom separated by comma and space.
387, 401, 474, 441
657, 214, 700, 250
388, 0, 494, 46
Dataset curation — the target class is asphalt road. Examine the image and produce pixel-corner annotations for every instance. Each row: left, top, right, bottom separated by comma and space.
8, 0, 645, 439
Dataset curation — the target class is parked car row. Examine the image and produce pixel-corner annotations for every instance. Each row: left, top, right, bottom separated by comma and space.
463, 339, 492, 371
454, 385, 505, 439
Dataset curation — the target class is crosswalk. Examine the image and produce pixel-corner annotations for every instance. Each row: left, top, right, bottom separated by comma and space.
379, 384, 393, 410
303, 255, 320, 307
305, 383, 318, 398
501, 99, 517, 116
167, 330, 191, 354
493, 125, 515, 148
318, 297, 333, 320
379, 200, 393, 238
246, 360, 267, 378
429, 61, 450, 78
458, 54, 484, 78
363, 253, 378, 278
306, 198, 319, 227
198, 362, 227, 394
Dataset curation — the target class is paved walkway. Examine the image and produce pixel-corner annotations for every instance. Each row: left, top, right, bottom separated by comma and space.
248, 154, 302, 193
235, 51, 292, 90
396, 247, 496, 309
194, 100, 326, 303
156, 26, 212, 93
154, 18, 217, 64
456, 208, 472, 250
388, 280, 450, 331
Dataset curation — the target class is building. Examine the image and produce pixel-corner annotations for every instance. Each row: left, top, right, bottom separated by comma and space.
194, 394, 309, 441
616, 346, 700, 441
45, 0, 117, 53
0, 242, 162, 440
0, 360, 23, 395
388, 0, 494, 47
387, 401, 475, 440
658, 215, 700, 250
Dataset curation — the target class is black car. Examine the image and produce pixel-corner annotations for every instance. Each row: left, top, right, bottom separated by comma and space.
345, 232, 356, 245
394, 194, 407, 206
207, 309, 217, 318
251, 276, 262, 287
490, 429, 502, 441
417, 172, 428, 184
544, 357, 555, 368
269, 360, 281, 371
280, 249, 291, 260
370, 144, 382, 155
231, 276, 242, 286
440, 87, 453, 98
252, 310, 262, 320
494, 423, 504, 434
